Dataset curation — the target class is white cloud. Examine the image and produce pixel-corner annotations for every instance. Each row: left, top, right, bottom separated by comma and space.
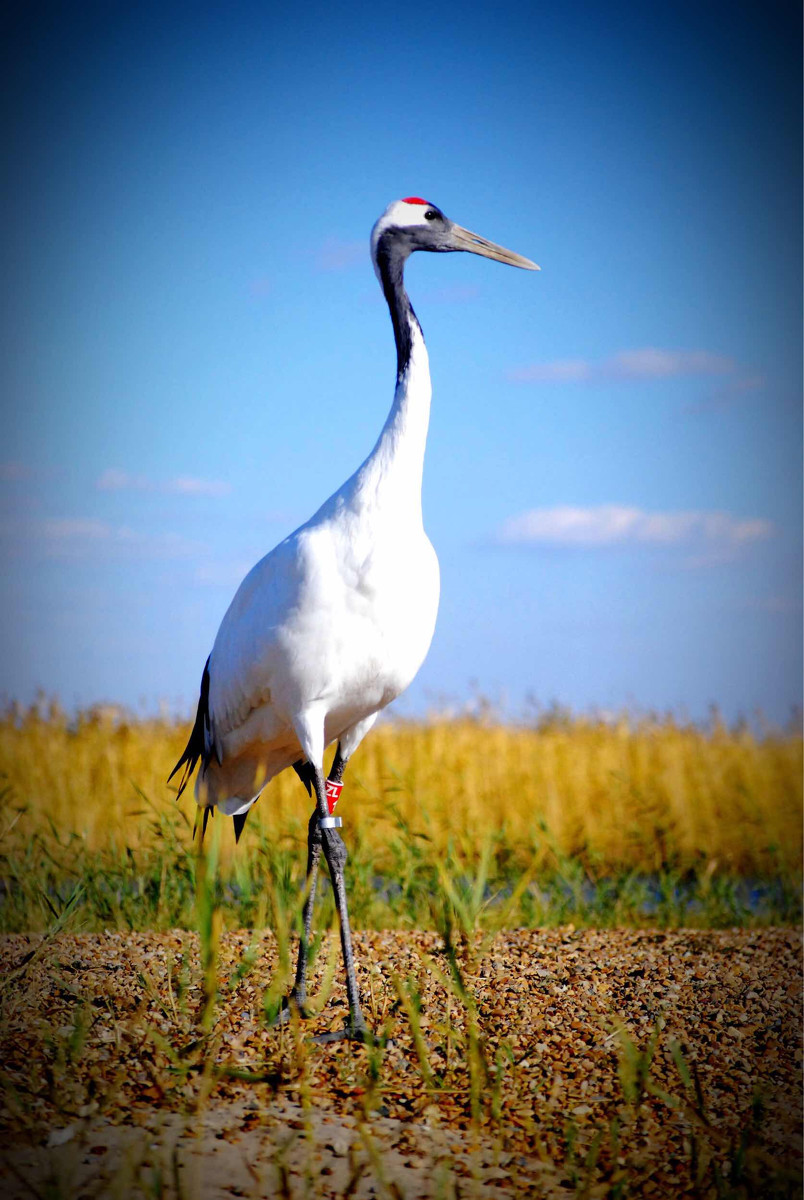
494, 504, 773, 555
40, 518, 111, 541
97, 469, 141, 491
508, 347, 762, 389
97, 469, 231, 497
0, 515, 205, 561
111, 527, 206, 557
606, 349, 735, 379
168, 476, 230, 497
510, 359, 593, 383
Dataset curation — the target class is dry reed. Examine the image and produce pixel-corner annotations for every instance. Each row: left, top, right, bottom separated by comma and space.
1, 701, 800, 878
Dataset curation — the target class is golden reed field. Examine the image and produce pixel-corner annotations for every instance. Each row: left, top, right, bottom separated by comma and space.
0, 700, 800, 911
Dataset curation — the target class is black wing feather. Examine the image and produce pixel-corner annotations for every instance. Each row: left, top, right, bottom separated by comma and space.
168, 656, 212, 800
292, 759, 314, 797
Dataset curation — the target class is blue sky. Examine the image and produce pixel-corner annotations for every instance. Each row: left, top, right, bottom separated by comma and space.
2, 0, 801, 724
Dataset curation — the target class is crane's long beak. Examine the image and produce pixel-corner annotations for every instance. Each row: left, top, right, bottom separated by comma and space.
449, 223, 540, 270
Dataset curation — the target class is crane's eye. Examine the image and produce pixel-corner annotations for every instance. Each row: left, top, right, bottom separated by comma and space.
424, 209, 439, 221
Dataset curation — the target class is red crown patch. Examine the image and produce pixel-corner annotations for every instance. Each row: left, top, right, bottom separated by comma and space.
402, 196, 429, 205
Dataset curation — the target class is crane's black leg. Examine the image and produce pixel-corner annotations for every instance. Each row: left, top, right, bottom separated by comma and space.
310, 755, 368, 1043
289, 807, 322, 1014
275, 747, 349, 1024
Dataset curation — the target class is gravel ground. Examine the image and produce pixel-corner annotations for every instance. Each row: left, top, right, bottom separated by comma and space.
0, 927, 800, 1198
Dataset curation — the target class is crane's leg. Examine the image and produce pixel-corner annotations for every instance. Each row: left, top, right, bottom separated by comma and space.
310, 758, 369, 1043
280, 746, 346, 1018
278, 713, 376, 1039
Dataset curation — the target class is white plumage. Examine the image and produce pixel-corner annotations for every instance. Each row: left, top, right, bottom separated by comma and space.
202, 315, 438, 815
171, 196, 537, 1040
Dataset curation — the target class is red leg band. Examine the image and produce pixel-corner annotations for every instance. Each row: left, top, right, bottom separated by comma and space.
325, 779, 343, 815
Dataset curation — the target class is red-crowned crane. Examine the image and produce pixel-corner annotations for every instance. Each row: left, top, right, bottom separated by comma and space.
170, 198, 538, 1041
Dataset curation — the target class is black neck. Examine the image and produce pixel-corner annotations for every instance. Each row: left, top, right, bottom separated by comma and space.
375, 233, 421, 381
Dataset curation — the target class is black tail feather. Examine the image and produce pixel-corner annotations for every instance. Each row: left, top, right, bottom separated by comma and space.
169, 656, 212, 800
232, 812, 248, 843
191, 804, 214, 842
292, 759, 314, 797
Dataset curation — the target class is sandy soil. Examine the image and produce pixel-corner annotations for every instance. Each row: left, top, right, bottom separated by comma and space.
0, 927, 800, 1198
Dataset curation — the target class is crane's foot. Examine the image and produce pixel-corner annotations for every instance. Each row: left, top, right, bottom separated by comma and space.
271, 993, 312, 1026
312, 1016, 373, 1046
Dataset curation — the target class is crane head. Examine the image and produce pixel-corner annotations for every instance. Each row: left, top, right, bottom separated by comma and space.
371, 198, 539, 275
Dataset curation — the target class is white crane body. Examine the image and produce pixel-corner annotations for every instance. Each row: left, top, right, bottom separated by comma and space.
171, 197, 537, 1040
202, 316, 438, 815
